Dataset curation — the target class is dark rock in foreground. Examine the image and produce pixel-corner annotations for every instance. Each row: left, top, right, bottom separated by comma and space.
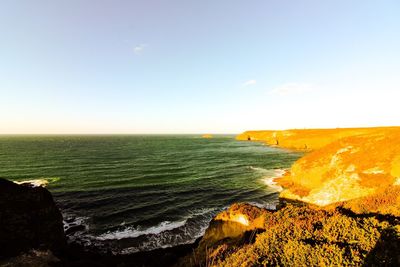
0, 178, 198, 267
0, 178, 66, 259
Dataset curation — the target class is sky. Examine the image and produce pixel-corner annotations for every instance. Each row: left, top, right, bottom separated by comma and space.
0, 0, 399, 134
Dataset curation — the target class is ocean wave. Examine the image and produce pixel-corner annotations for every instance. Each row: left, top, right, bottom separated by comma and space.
249, 166, 286, 176
97, 206, 218, 242
14, 177, 60, 187
63, 215, 90, 236
249, 166, 269, 173
118, 214, 216, 254
261, 169, 286, 192
87, 207, 219, 253
252, 168, 286, 192
96, 220, 187, 240
187, 207, 218, 217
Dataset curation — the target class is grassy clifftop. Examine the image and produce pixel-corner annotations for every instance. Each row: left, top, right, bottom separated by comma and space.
238, 127, 400, 209
276, 128, 400, 209
176, 127, 400, 266
236, 127, 400, 150
177, 202, 400, 266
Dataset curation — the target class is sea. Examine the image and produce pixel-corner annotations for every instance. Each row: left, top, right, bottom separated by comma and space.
0, 135, 302, 253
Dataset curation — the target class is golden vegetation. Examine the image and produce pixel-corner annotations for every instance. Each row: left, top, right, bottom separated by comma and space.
177, 203, 400, 267
336, 185, 400, 217
238, 127, 400, 207
175, 127, 400, 266
276, 128, 400, 207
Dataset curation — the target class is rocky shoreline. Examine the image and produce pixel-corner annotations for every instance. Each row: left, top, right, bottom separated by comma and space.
1, 177, 399, 266
1, 127, 400, 266
0, 177, 202, 267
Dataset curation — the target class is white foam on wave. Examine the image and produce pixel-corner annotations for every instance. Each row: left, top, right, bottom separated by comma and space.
118, 210, 218, 254
14, 179, 49, 187
249, 166, 270, 173
88, 206, 220, 254
187, 207, 218, 217
120, 220, 210, 254
254, 168, 287, 192
97, 206, 219, 242
63, 215, 90, 233
14, 177, 60, 187
96, 220, 187, 240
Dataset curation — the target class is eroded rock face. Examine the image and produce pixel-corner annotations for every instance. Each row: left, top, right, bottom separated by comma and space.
202, 203, 268, 244
0, 178, 66, 259
176, 203, 269, 267
275, 130, 400, 210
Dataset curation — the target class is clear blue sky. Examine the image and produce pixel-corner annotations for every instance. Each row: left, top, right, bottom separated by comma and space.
1, 0, 399, 134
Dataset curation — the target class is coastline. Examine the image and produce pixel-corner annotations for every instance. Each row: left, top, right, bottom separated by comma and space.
179, 127, 400, 266
1, 127, 400, 266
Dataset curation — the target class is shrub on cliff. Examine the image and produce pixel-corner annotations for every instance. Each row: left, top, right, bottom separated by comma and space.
180, 203, 400, 267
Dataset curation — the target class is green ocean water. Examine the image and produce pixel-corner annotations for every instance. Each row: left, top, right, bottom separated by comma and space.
0, 135, 302, 252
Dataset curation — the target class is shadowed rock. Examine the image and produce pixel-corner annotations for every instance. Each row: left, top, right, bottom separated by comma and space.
0, 178, 66, 259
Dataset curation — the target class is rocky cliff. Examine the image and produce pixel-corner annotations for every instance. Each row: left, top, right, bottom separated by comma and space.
177, 127, 400, 266
276, 129, 400, 210
238, 127, 400, 210
0, 178, 66, 259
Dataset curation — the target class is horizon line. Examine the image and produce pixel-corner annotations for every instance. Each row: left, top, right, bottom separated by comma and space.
1, 125, 399, 136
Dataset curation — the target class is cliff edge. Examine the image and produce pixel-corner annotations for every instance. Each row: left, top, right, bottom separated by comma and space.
177, 202, 400, 266
0, 178, 66, 259
238, 127, 400, 211
177, 127, 400, 266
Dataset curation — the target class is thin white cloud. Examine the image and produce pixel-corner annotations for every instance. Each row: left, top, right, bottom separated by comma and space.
242, 80, 257, 87
270, 82, 314, 96
133, 44, 147, 55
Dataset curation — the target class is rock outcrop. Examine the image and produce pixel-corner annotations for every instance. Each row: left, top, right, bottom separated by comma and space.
201, 203, 268, 245
176, 203, 269, 267
175, 127, 400, 266
0, 178, 66, 259
276, 130, 400, 210
177, 202, 400, 267
236, 127, 400, 150
237, 127, 400, 210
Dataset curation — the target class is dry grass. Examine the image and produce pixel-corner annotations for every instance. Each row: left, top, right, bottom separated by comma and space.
178, 202, 400, 267
269, 128, 400, 207
338, 186, 400, 217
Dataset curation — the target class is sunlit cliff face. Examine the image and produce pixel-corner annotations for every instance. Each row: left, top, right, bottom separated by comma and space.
231, 214, 249, 226
275, 129, 400, 206
200, 203, 268, 247
214, 203, 266, 229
